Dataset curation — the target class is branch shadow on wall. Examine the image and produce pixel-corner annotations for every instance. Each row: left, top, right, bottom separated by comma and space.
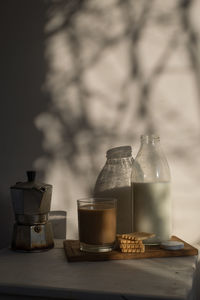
35, 0, 200, 239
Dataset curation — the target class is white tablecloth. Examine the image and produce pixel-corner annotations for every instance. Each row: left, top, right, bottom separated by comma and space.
0, 241, 198, 300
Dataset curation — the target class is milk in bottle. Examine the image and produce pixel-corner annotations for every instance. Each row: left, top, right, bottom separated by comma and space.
131, 135, 171, 244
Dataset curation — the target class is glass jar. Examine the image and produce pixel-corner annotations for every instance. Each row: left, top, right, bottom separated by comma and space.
131, 135, 171, 244
94, 146, 133, 234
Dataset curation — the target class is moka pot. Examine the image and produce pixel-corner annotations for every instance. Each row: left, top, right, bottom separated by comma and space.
10, 171, 54, 251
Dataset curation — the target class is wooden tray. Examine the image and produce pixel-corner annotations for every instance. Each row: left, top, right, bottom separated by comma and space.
63, 236, 198, 262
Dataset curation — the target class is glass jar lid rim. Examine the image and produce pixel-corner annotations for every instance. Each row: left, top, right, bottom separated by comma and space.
77, 197, 117, 203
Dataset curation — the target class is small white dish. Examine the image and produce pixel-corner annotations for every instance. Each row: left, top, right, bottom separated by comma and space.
161, 240, 184, 250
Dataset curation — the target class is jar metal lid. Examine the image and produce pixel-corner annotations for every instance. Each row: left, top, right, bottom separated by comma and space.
106, 146, 132, 158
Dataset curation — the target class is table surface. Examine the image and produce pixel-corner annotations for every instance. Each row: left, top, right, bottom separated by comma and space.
0, 240, 198, 300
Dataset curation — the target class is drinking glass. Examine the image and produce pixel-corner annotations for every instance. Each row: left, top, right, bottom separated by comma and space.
77, 198, 117, 252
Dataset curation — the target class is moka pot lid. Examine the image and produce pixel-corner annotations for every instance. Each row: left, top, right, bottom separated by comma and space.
11, 170, 52, 192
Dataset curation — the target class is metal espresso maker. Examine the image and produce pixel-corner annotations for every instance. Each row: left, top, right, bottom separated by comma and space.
10, 171, 54, 252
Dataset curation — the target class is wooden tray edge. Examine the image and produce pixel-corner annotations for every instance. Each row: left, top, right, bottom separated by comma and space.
63, 236, 199, 262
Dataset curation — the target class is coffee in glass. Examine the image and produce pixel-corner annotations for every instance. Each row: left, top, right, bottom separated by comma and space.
77, 198, 117, 252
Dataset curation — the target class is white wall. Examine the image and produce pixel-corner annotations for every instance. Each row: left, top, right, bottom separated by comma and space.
1, 0, 200, 247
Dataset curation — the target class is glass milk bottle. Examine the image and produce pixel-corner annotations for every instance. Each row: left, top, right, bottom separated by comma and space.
94, 146, 133, 234
132, 135, 171, 244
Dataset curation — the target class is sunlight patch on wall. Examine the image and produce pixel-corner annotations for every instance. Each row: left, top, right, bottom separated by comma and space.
35, 0, 200, 241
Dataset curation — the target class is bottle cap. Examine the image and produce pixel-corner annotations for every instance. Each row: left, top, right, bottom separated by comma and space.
160, 240, 184, 250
